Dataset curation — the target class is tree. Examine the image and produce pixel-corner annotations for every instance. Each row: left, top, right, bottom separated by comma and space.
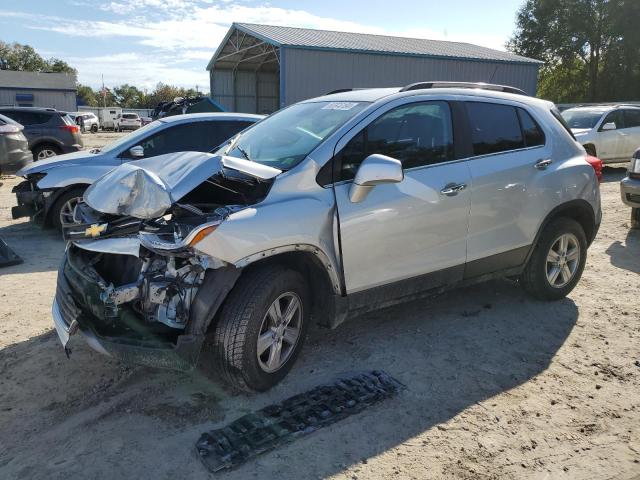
113, 84, 146, 108
508, 0, 640, 103
0, 41, 76, 74
76, 84, 99, 107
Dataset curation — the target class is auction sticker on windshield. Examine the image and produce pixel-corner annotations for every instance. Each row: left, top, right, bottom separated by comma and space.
322, 102, 359, 110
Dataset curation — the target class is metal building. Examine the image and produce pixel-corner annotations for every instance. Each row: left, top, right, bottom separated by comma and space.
207, 23, 542, 114
0, 70, 77, 111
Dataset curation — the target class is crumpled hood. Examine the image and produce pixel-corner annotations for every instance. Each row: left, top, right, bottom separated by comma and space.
17, 150, 108, 176
84, 150, 281, 219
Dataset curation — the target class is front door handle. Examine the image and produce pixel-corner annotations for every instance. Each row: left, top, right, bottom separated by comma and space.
535, 159, 553, 170
440, 183, 467, 196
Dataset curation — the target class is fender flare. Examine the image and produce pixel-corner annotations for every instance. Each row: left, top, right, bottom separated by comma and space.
524, 199, 598, 266
234, 244, 343, 295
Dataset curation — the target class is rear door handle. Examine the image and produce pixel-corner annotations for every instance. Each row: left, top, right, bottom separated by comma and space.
440, 183, 467, 196
534, 159, 553, 170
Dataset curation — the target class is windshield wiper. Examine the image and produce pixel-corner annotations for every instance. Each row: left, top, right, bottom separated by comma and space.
236, 145, 252, 162
90, 148, 101, 154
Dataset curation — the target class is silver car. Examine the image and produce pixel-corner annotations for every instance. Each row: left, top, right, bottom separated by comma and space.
53, 83, 601, 392
12, 112, 263, 231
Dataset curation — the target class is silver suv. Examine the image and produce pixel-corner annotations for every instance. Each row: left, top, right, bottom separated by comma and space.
53, 83, 601, 392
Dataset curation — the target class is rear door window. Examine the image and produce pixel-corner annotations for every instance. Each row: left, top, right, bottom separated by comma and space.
208, 121, 254, 149
466, 102, 525, 156
136, 122, 230, 158
623, 109, 640, 128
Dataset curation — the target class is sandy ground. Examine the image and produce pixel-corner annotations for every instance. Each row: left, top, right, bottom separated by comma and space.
0, 134, 639, 479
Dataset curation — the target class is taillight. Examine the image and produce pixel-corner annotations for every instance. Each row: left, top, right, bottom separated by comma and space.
586, 155, 603, 183
61, 124, 80, 134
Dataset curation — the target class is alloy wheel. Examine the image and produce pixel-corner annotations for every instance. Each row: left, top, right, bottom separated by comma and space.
545, 233, 580, 288
256, 292, 303, 373
59, 196, 81, 227
37, 149, 57, 160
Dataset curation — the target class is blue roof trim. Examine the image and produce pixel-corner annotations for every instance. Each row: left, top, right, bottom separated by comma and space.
283, 45, 543, 66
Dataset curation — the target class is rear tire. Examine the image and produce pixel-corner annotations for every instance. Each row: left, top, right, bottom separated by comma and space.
520, 218, 587, 300
32, 144, 61, 161
50, 187, 86, 232
91, 124, 98, 133
209, 265, 309, 392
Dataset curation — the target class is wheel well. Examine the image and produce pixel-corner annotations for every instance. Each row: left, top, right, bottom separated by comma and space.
242, 251, 338, 328
583, 143, 597, 156
32, 141, 62, 153
44, 184, 89, 225
541, 201, 597, 246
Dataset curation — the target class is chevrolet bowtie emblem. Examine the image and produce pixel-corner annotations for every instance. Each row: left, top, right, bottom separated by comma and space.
85, 223, 107, 237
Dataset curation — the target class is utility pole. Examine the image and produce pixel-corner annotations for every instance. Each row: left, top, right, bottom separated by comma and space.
102, 74, 106, 107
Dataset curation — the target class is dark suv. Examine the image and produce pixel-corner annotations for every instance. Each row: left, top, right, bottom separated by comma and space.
0, 107, 83, 160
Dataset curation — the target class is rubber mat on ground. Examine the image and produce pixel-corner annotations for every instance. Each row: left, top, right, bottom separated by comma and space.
195, 370, 404, 473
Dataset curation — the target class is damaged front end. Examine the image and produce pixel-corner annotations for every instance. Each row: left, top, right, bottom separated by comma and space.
11, 173, 49, 221
53, 152, 279, 370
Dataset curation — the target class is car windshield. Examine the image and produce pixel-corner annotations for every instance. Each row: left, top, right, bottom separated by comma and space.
218, 101, 369, 170
561, 109, 604, 129
99, 120, 163, 153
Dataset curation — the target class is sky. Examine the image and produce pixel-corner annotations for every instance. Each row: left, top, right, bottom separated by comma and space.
0, 0, 525, 90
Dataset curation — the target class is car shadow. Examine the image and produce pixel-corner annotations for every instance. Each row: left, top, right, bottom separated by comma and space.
0, 278, 579, 479
605, 227, 640, 274
601, 165, 628, 183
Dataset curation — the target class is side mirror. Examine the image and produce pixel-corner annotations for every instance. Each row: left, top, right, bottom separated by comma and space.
128, 145, 144, 158
349, 154, 403, 203
601, 122, 616, 131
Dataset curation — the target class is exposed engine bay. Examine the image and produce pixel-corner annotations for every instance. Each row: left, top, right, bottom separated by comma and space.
59, 154, 278, 343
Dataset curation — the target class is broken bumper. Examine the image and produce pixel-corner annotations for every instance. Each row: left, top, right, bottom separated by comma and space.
53, 254, 204, 371
621, 176, 640, 208
11, 180, 47, 221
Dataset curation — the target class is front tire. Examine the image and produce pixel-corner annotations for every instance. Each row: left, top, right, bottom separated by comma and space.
50, 187, 86, 232
210, 265, 309, 392
520, 218, 587, 300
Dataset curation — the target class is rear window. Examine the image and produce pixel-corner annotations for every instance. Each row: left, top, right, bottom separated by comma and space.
123, 114, 138, 119
466, 102, 524, 156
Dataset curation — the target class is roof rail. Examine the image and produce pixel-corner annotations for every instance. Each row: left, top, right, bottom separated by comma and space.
325, 88, 354, 95
399, 81, 527, 96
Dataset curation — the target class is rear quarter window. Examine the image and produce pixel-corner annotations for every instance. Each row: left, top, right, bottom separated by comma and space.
551, 108, 576, 140
517, 108, 545, 147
